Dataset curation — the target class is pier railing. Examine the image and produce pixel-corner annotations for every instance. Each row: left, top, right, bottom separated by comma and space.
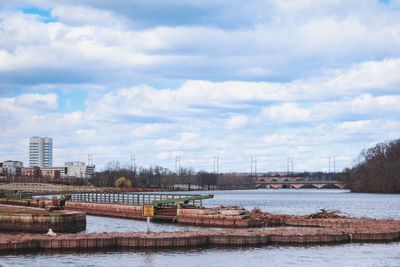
70, 192, 207, 206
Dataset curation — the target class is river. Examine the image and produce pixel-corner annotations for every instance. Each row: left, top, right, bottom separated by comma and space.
1, 189, 400, 266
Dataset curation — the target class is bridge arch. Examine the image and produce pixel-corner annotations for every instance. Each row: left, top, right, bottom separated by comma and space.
300, 184, 319, 189
321, 183, 341, 189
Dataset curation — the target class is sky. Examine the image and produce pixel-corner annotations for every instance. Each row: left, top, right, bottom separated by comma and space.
0, 0, 399, 173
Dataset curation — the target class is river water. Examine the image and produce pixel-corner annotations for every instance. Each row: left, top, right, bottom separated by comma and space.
1, 189, 400, 266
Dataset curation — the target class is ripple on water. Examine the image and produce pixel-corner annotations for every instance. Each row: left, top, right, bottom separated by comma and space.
2, 189, 400, 266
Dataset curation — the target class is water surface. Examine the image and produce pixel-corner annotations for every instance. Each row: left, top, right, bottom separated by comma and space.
2, 189, 400, 266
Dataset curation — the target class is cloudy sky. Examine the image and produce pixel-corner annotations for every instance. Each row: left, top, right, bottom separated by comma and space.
0, 0, 399, 172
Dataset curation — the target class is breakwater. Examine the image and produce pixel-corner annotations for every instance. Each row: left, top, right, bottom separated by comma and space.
1, 218, 399, 253
65, 202, 263, 227
0, 198, 262, 227
0, 205, 86, 233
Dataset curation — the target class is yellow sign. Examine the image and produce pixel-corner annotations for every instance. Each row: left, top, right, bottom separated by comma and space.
143, 204, 154, 217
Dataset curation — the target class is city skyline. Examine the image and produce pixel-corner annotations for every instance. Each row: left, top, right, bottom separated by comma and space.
3, 135, 345, 174
0, 1, 399, 172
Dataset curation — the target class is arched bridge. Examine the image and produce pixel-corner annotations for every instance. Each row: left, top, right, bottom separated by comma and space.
255, 177, 346, 189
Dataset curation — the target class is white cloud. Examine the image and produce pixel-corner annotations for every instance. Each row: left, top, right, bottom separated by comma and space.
225, 115, 248, 129
14, 93, 58, 110
75, 129, 97, 142
336, 120, 373, 134
1, 2, 400, 84
257, 93, 400, 124
1, 1, 400, 171
258, 103, 311, 123
51, 5, 125, 27
155, 132, 200, 150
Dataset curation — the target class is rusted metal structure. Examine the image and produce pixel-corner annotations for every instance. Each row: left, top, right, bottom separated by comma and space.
70, 192, 213, 207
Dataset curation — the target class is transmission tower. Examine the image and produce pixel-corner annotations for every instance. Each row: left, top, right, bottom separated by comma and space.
175, 155, 181, 175
251, 155, 257, 177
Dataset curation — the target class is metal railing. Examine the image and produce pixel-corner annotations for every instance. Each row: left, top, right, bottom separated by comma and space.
70, 192, 205, 206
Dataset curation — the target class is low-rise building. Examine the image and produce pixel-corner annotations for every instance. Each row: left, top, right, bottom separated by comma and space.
1, 160, 23, 176
0, 159, 95, 180
65, 162, 95, 179
85, 164, 95, 179
40, 167, 67, 179
24, 166, 41, 178
0, 162, 4, 177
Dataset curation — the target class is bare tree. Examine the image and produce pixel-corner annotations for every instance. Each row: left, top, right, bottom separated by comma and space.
341, 138, 400, 193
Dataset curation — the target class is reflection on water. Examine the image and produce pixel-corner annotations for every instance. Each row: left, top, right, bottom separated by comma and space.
2, 243, 400, 267
85, 215, 215, 233
2, 189, 400, 266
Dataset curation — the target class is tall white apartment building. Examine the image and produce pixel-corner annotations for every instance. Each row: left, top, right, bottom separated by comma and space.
29, 136, 53, 167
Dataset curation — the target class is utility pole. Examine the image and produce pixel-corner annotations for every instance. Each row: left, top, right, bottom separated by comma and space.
87, 154, 93, 166
216, 155, 219, 174
333, 156, 336, 173
213, 155, 219, 174
291, 157, 294, 174
287, 157, 294, 175
287, 157, 289, 175
213, 156, 215, 173
328, 156, 331, 174
175, 155, 180, 175
130, 154, 136, 174
251, 155, 253, 177
178, 156, 181, 175
328, 156, 336, 174
255, 156, 257, 178
251, 155, 257, 177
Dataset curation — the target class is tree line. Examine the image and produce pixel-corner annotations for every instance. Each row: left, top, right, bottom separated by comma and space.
340, 138, 400, 193
90, 163, 254, 189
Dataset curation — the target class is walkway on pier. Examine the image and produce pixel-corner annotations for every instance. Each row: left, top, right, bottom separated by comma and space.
70, 192, 212, 207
